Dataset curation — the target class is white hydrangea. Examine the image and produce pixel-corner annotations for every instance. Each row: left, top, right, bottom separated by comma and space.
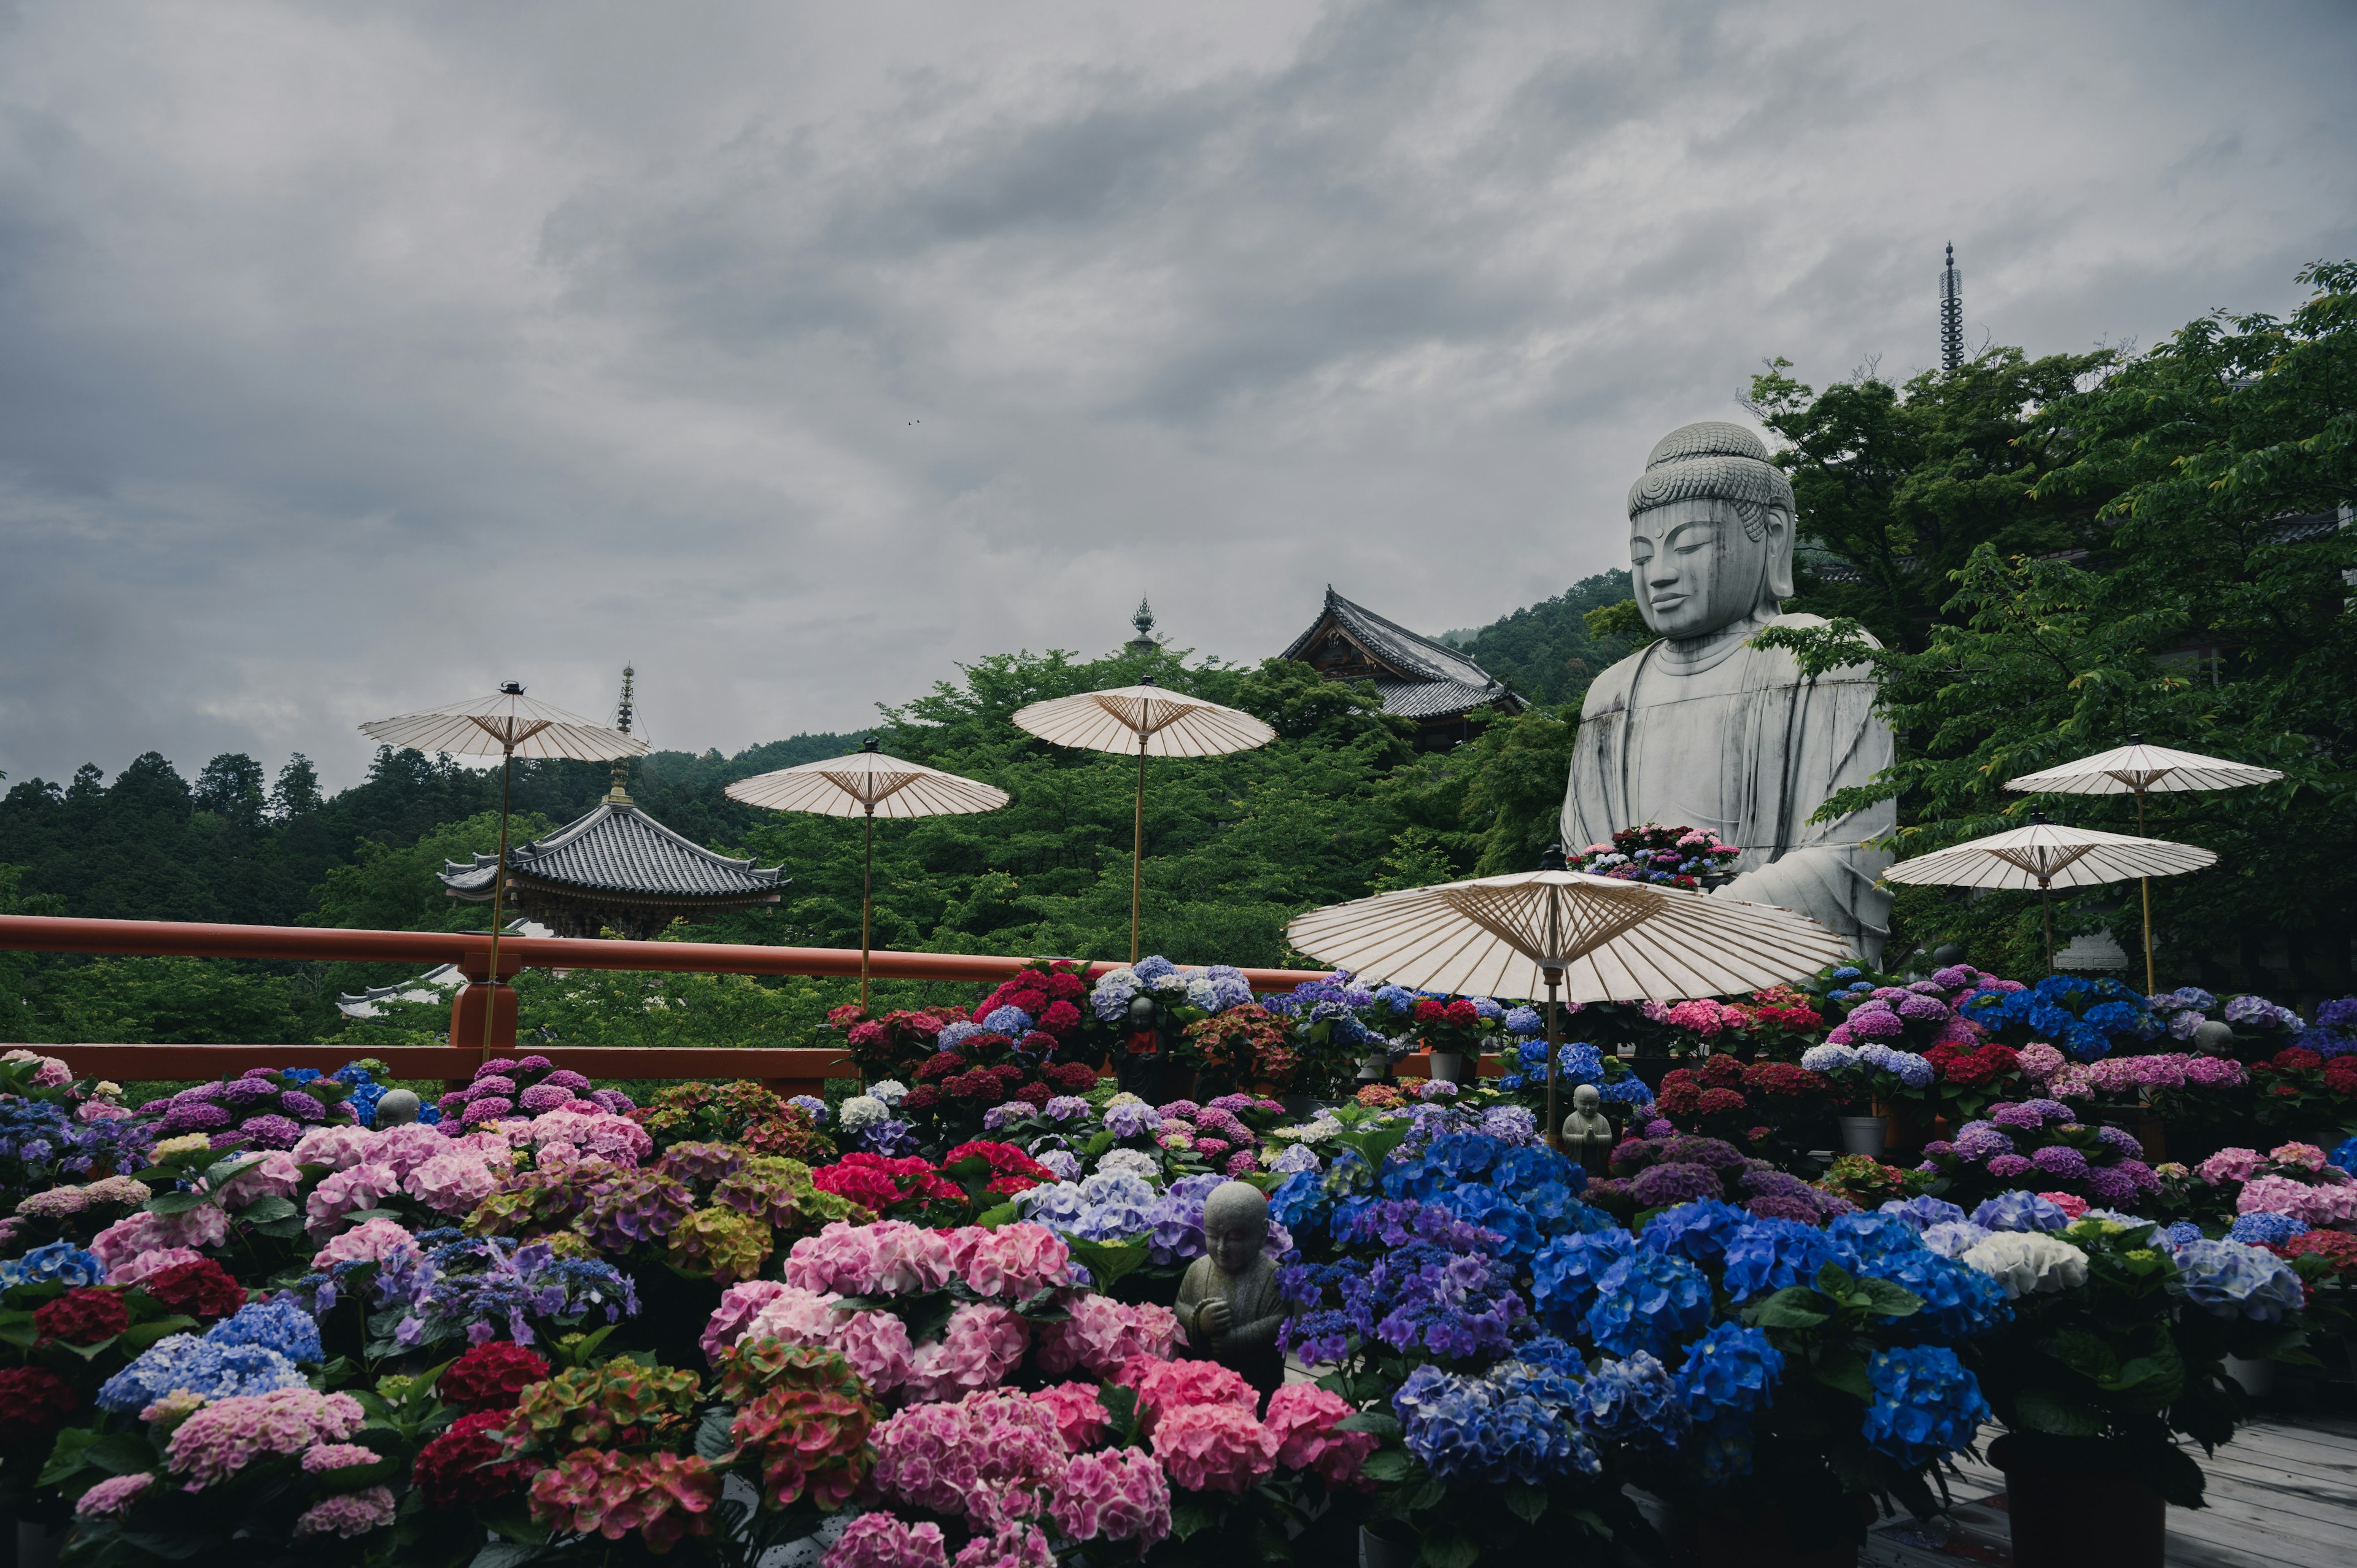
866, 1080, 908, 1108
1962, 1232, 2089, 1299
837, 1095, 888, 1132
1095, 1148, 1161, 1182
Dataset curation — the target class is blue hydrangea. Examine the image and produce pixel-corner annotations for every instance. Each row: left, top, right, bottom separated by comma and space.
0, 1241, 107, 1289
1972, 1191, 2072, 1233
1371, 984, 1419, 1015
935, 1021, 985, 1051
1641, 1199, 1751, 1265
1831, 967, 1863, 981
1720, 1218, 1860, 1299
2331, 1137, 2357, 1178
1132, 956, 1177, 984
1104, 1102, 1163, 1140
206, 1296, 324, 1364
788, 1095, 829, 1124
1584, 1251, 1712, 1359
1862, 1249, 2013, 1340
1393, 1362, 1600, 1485
1800, 1044, 1856, 1075
1531, 1227, 1635, 1332
2227, 1211, 2308, 1246
1879, 1195, 1969, 1232
1571, 1351, 1687, 1451
2172, 1238, 2306, 1323
1503, 1006, 1544, 1037
980, 1005, 1034, 1037
1862, 1346, 1989, 1467
2157, 1221, 2204, 1248
96, 1334, 308, 1413
1675, 1322, 1784, 1424
1827, 1211, 1928, 1265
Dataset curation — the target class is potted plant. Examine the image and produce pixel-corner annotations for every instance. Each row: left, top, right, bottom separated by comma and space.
1968, 1216, 2309, 1568
1408, 996, 1508, 1084
1800, 1043, 1932, 1156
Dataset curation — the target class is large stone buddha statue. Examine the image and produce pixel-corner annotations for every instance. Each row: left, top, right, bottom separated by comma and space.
1560, 422, 1895, 960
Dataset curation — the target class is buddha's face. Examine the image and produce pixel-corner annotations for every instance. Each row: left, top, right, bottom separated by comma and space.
1205, 1211, 1266, 1273
1573, 1084, 1601, 1114
1628, 498, 1778, 639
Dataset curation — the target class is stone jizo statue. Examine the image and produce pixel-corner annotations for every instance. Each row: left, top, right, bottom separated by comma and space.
1561, 421, 1895, 960
373, 1089, 422, 1127
1558, 1083, 1615, 1175
1174, 1180, 1287, 1394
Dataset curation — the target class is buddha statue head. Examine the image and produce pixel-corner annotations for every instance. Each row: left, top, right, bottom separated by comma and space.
1625, 421, 1797, 641
1201, 1181, 1271, 1275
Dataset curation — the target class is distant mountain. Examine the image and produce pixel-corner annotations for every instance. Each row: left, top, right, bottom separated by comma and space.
1451, 570, 1639, 710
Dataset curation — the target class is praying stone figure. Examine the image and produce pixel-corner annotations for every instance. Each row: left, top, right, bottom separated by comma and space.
1558, 1083, 1616, 1176
1174, 1180, 1288, 1395
1561, 422, 1895, 960
373, 1089, 422, 1127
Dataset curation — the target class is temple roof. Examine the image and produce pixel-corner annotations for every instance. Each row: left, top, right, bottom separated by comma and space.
441, 800, 786, 902
1282, 588, 1522, 721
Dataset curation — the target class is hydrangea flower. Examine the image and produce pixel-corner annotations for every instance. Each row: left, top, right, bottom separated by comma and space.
1862, 1346, 1989, 1467
2169, 1238, 2305, 1322
1584, 1251, 1711, 1359
1971, 1191, 2072, 1233
1571, 1352, 1686, 1452
1675, 1323, 1784, 1424
1960, 1233, 2088, 1299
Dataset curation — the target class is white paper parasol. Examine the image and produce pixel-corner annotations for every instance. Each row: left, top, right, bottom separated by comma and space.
1011, 679, 1276, 960
727, 740, 1009, 1005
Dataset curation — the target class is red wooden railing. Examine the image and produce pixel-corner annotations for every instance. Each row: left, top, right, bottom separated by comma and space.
0, 914, 1328, 1092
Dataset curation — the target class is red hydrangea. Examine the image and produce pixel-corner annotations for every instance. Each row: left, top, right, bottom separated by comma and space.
2269, 1048, 2324, 1073
0, 1367, 78, 1445
1045, 1061, 1101, 1092
137, 1257, 247, 1319
942, 1141, 1055, 1190
1695, 1088, 1747, 1116
1655, 1070, 1703, 1116
441, 1342, 553, 1411
1927, 1041, 2020, 1087
1741, 1061, 1829, 1098
34, 1288, 129, 1346
414, 1410, 540, 1508
2271, 1230, 2357, 1277
1697, 1056, 1746, 1088
2326, 1059, 2357, 1097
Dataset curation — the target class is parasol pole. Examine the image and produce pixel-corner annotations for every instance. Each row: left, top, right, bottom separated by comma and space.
2039, 872, 2054, 974
861, 803, 876, 1011
1131, 732, 1147, 964
1539, 843, 1567, 1156
2135, 786, 2154, 995
481, 742, 515, 1063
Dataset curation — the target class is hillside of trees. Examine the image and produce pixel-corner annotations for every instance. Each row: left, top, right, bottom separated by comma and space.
2, 261, 2351, 1046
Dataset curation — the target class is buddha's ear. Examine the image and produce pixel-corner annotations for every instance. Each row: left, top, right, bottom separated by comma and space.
1763, 503, 1795, 601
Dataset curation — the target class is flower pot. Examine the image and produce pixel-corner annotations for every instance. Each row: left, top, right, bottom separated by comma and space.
1987, 1435, 2165, 1568
1427, 1051, 1468, 1085
1664, 1501, 1865, 1566
17, 1521, 66, 1568
2224, 1353, 2277, 1399
1838, 1115, 1889, 1157
1358, 1524, 1418, 1568
1357, 1051, 1389, 1084
2136, 1118, 2168, 1163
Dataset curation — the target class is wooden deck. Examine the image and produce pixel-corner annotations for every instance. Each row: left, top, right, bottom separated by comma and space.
1863, 1412, 2357, 1568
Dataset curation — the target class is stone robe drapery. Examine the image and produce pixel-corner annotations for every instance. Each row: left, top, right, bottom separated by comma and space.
1560, 612, 1895, 961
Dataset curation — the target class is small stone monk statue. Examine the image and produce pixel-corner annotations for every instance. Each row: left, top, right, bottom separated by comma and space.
1174, 1181, 1288, 1395
373, 1089, 422, 1128
1559, 1083, 1616, 1175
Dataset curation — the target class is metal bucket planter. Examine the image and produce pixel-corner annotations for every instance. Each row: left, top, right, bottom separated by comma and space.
1358, 1525, 1418, 1568
1837, 1115, 1889, 1157
1987, 1435, 2165, 1568
1426, 1051, 1468, 1085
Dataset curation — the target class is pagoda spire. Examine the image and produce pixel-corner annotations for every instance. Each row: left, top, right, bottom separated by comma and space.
606, 665, 636, 804
1126, 594, 1158, 656
1939, 242, 1964, 373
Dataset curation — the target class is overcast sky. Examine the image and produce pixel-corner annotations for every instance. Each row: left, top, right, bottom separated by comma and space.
3, 0, 2353, 792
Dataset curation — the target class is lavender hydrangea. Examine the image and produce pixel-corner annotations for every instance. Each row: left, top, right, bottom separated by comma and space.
2170, 1238, 2306, 1323
1971, 1191, 2072, 1233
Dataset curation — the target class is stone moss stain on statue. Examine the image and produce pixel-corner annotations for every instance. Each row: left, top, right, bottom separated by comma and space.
1561, 422, 1895, 960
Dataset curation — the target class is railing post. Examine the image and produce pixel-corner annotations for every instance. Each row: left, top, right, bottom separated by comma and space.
449, 946, 522, 1073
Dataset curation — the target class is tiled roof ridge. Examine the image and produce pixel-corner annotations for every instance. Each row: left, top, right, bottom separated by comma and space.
441, 800, 784, 897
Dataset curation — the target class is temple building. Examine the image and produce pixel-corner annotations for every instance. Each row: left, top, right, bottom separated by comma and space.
437, 667, 789, 940
1281, 587, 1524, 747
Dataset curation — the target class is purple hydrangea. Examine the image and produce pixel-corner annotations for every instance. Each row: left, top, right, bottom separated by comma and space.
1953, 1124, 2014, 1162
1628, 1162, 1725, 1209
279, 1090, 326, 1122
519, 1084, 575, 1114
2084, 1168, 2135, 1205
2030, 1146, 2091, 1181
2095, 1125, 2145, 1157
1972, 1191, 2070, 1232
238, 1114, 305, 1150
220, 1078, 279, 1106
1848, 1009, 1906, 1041
1986, 1154, 2034, 1179
1897, 994, 1951, 1022
471, 1075, 519, 1099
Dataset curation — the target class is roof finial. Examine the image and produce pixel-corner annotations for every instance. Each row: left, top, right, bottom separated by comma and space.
1940, 242, 1964, 373
1126, 594, 1158, 656
606, 665, 637, 805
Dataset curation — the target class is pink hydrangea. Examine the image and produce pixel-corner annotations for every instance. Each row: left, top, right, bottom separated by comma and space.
787, 1221, 958, 1297
1049, 1448, 1171, 1547
951, 1522, 1055, 1568
2185, 1057, 2246, 1087
2238, 1175, 2319, 1218
830, 1305, 919, 1394
74, 1473, 153, 1519
903, 1305, 1028, 1400
215, 1151, 303, 1207
6, 1051, 72, 1087
873, 1390, 1067, 1525
1117, 1358, 1258, 1432
701, 1281, 792, 1362
305, 1162, 402, 1235
91, 1205, 228, 1269
2271, 1143, 2328, 1172
1033, 1296, 1180, 1377
521, 1110, 651, 1166
2037, 1192, 2090, 1220
368, 1123, 461, 1177
1264, 1383, 1377, 1486
300, 1443, 382, 1472
166, 1388, 366, 1488
2199, 1148, 2264, 1186
1151, 1403, 1279, 1494
310, 1216, 419, 1272
2016, 1044, 2065, 1083
108, 1246, 207, 1286
292, 1485, 397, 1538
1666, 999, 1734, 1037
2047, 1065, 2097, 1100
948, 1224, 1071, 1300
290, 1125, 377, 1172
1029, 1383, 1109, 1451
405, 1151, 498, 1215
824, 1516, 949, 1568
79, 1099, 134, 1124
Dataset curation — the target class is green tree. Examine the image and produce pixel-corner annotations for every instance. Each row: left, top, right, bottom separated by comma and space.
309, 809, 557, 934
1453, 571, 1638, 706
